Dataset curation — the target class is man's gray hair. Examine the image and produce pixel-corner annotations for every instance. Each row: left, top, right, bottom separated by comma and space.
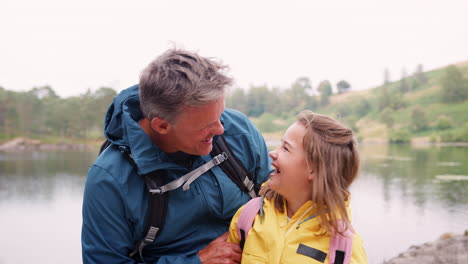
139, 49, 232, 123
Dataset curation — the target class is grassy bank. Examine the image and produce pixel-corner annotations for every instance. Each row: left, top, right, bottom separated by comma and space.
251, 61, 468, 144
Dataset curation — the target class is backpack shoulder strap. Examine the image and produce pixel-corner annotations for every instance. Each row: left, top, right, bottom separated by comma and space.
328, 220, 354, 264
98, 139, 112, 155
103, 145, 166, 263
212, 135, 259, 198
129, 171, 168, 263
236, 197, 263, 249
102, 134, 259, 261
235, 197, 354, 264
98, 142, 168, 263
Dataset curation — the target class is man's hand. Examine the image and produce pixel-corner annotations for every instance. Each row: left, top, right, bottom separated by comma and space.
198, 232, 242, 264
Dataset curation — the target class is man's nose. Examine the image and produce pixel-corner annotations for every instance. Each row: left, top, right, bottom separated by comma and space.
212, 120, 224, 135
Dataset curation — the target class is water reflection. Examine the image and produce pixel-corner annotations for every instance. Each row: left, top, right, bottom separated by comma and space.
0, 151, 97, 264
0, 151, 96, 202
355, 144, 468, 263
361, 144, 468, 209
0, 146, 466, 264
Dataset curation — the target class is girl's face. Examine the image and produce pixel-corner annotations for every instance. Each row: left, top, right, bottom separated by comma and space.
268, 122, 313, 201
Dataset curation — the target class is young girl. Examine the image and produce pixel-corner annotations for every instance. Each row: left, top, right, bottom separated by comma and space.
228, 110, 368, 263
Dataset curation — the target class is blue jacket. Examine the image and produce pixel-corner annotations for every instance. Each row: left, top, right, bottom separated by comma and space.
81, 85, 271, 264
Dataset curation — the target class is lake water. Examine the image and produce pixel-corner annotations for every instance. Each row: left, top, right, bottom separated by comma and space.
0, 145, 467, 264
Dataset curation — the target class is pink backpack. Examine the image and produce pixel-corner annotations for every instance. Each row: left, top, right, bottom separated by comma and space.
236, 197, 353, 264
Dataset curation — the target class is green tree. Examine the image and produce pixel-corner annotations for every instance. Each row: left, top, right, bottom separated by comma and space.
226, 88, 249, 114
354, 98, 372, 118
389, 129, 411, 144
246, 85, 271, 117
378, 85, 391, 110
435, 115, 454, 130
336, 80, 351, 93
278, 77, 316, 115
1, 90, 20, 136
254, 112, 282, 133
294, 77, 313, 92
28, 86, 60, 134
409, 78, 419, 91
317, 80, 332, 106
411, 106, 429, 131
0, 87, 8, 134
383, 68, 390, 85
15, 91, 41, 135
30, 85, 59, 99
380, 108, 394, 128
291, 77, 313, 109
336, 103, 352, 118
440, 65, 468, 102
378, 85, 406, 111
399, 68, 409, 93
44, 96, 68, 137
0, 86, 118, 140
413, 64, 427, 86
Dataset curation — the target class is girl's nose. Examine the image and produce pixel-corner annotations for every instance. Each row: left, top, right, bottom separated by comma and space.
269, 150, 277, 160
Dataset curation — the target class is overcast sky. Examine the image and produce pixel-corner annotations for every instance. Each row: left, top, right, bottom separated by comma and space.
1, 0, 467, 97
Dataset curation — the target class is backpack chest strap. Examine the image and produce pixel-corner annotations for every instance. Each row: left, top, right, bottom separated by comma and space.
149, 153, 228, 194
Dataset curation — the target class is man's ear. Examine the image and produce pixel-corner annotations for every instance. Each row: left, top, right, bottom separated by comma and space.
150, 117, 171, 134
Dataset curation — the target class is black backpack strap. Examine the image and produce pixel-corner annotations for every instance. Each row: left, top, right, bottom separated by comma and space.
105, 145, 167, 263
129, 170, 168, 263
99, 135, 256, 262
98, 139, 112, 155
212, 135, 259, 198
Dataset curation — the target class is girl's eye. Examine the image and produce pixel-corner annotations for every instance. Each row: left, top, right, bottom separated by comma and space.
282, 145, 289, 152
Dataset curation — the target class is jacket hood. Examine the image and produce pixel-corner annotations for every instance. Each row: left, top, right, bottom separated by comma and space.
102, 84, 251, 175
104, 84, 142, 147
103, 85, 178, 174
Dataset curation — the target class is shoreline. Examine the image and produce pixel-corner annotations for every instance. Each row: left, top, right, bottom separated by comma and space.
0, 137, 94, 152
1, 136, 467, 152
384, 232, 468, 264
262, 134, 468, 147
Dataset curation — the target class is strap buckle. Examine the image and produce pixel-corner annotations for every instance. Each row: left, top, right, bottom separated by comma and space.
149, 188, 162, 194
213, 152, 228, 165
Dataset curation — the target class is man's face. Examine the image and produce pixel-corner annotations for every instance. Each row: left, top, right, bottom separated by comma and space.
167, 97, 225, 156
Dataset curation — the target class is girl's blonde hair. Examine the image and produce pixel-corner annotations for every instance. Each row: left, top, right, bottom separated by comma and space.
261, 110, 359, 235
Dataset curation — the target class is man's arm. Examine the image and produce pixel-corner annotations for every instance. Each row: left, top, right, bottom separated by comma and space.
82, 165, 233, 264
82, 165, 137, 263
198, 232, 242, 264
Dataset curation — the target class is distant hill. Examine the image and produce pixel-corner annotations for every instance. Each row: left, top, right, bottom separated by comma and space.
312, 60, 468, 143
1, 60, 467, 145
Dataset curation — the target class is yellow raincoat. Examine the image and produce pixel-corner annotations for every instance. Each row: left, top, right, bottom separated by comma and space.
228, 198, 368, 264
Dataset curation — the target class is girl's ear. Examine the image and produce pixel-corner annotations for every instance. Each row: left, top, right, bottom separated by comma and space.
308, 167, 315, 181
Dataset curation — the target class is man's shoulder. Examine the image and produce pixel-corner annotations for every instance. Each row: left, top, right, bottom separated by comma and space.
222, 108, 258, 135
220, 109, 268, 158
90, 146, 134, 182
222, 108, 249, 121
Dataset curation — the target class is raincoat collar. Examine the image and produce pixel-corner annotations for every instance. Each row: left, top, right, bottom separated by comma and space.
103, 84, 226, 175
104, 85, 177, 174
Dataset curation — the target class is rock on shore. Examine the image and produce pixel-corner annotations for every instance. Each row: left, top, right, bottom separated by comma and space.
0, 137, 91, 151
384, 232, 468, 264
